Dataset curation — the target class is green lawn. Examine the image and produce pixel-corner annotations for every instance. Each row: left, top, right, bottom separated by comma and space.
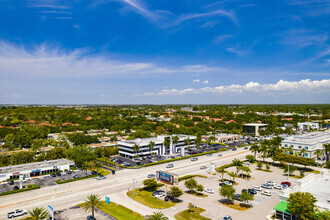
186, 190, 208, 198
127, 189, 175, 209
175, 207, 210, 220
98, 201, 144, 220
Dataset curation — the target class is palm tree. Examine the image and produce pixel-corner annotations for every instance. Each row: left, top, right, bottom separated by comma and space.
229, 171, 236, 183
26, 207, 48, 220
147, 211, 169, 220
206, 138, 212, 148
250, 144, 259, 158
133, 144, 140, 154
260, 143, 268, 162
210, 136, 216, 144
232, 158, 242, 175
94, 161, 102, 174
195, 136, 201, 148
241, 165, 251, 179
81, 194, 103, 218
216, 166, 226, 181
172, 136, 179, 153
323, 143, 330, 162
184, 137, 191, 146
288, 146, 293, 155
300, 148, 307, 157
163, 137, 171, 154
314, 149, 323, 166
148, 141, 155, 152
82, 162, 90, 176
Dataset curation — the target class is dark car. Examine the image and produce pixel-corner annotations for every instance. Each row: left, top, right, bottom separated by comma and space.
91, 171, 97, 175
241, 189, 247, 193
281, 181, 291, 187
56, 172, 61, 176
50, 173, 57, 178
234, 194, 242, 201
8, 180, 14, 185
248, 189, 257, 195
147, 174, 155, 178
232, 148, 237, 151
136, 161, 142, 165
219, 183, 226, 186
164, 194, 174, 201
86, 215, 96, 220
13, 186, 19, 190
66, 170, 72, 174
244, 146, 249, 150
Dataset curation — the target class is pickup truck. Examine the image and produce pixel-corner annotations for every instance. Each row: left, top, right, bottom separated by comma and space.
7, 209, 27, 218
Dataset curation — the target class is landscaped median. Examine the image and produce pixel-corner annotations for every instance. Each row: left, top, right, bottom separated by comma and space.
78, 201, 144, 220
178, 175, 207, 182
56, 174, 99, 184
0, 184, 40, 196
175, 206, 210, 220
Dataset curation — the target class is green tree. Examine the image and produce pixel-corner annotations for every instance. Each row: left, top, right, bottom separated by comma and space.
147, 212, 169, 220
241, 165, 251, 179
94, 161, 102, 173
26, 207, 48, 220
82, 162, 90, 176
196, 184, 204, 194
219, 185, 235, 202
143, 178, 158, 190
133, 144, 140, 154
287, 192, 317, 220
324, 143, 330, 162
216, 166, 226, 181
240, 190, 254, 204
170, 186, 183, 200
257, 161, 263, 170
228, 171, 236, 183
163, 137, 171, 154
184, 178, 197, 191
266, 164, 270, 171
245, 155, 256, 163
81, 194, 103, 219
148, 141, 155, 152
250, 144, 259, 158
314, 149, 323, 166
300, 148, 307, 157
232, 158, 243, 175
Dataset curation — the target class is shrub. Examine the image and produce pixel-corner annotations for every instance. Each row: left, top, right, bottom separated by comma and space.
245, 155, 256, 163
257, 161, 263, 170
178, 175, 207, 182
0, 184, 40, 196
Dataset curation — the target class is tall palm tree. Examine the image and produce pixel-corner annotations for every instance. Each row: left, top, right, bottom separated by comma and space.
229, 171, 236, 183
82, 162, 90, 176
324, 143, 330, 162
163, 137, 171, 154
210, 136, 216, 143
260, 143, 268, 162
148, 141, 155, 152
133, 144, 140, 154
250, 144, 259, 158
184, 137, 191, 146
195, 136, 201, 148
147, 211, 169, 220
232, 158, 242, 175
94, 161, 102, 174
216, 166, 226, 181
172, 136, 179, 153
314, 149, 323, 166
288, 146, 294, 155
206, 138, 212, 148
81, 194, 103, 218
26, 207, 48, 220
300, 148, 307, 157
241, 165, 251, 179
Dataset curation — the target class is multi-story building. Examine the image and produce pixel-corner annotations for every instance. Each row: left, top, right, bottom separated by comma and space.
117, 134, 196, 158
202, 133, 241, 143
281, 130, 330, 162
243, 123, 268, 136
297, 122, 319, 130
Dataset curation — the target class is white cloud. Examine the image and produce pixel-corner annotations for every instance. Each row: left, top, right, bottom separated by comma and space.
193, 79, 200, 83
142, 79, 330, 96
213, 34, 233, 44
280, 28, 328, 48
0, 42, 222, 79
202, 80, 209, 84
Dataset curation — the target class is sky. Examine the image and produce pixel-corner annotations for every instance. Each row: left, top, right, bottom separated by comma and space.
0, 0, 329, 104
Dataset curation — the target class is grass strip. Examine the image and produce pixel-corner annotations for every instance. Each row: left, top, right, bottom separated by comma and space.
127, 189, 175, 209
0, 184, 40, 196
179, 175, 207, 182
175, 207, 210, 220
56, 174, 98, 184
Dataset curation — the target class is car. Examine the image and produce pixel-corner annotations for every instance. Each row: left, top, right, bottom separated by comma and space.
73, 175, 79, 179
56, 172, 61, 176
147, 174, 155, 178
261, 190, 272, 196
223, 215, 232, 220
91, 171, 98, 175
13, 186, 19, 190
274, 184, 284, 190
136, 161, 142, 165
217, 154, 223, 157
166, 164, 174, 168
266, 180, 275, 186
244, 146, 249, 150
219, 182, 226, 186
152, 190, 165, 197
224, 181, 232, 185
204, 189, 214, 194
234, 194, 242, 201
253, 185, 262, 191
7, 209, 28, 218
8, 180, 14, 185
164, 193, 174, 201
200, 166, 207, 170
241, 189, 248, 193
50, 173, 57, 178
281, 181, 291, 187
232, 148, 237, 151
86, 215, 96, 220
207, 153, 212, 156
191, 157, 198, 161
66, 170, 72, 174
261, 184, 272, 189
96, 175, 106, 180
243, 161, 250, 165
248, 189, 257, 195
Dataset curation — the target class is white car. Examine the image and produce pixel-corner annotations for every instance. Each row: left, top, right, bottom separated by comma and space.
224, 181, 232, 185
200, 166, 207, 170
253, 185, 262, 191
7, 209, 27, 218
96, 175, 106, 180
243, 161, 250, 165
154, 192, 165, 198
274, 184, 283, 190
261, 190, 272, 196
204, 189, 214, 194
266, 180, 275, 186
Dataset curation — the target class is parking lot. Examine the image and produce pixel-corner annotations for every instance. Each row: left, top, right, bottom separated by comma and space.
0, 170, 87, 194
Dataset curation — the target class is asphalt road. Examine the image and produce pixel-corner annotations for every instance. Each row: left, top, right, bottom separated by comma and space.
0, 148, 250, 219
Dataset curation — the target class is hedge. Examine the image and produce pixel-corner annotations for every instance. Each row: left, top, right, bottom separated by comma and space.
0, 184, 40, 197
178, 175, 207, 182
273, 153, 316, 166
56, 174, 99, 184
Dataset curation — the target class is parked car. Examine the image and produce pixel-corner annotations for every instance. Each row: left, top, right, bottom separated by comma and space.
261, 190, 272, 196
219, 182, 226, 186
200, 166, 207, 170
244, 146, 249, 150
232, 148, 237, 151
204, 189, 214, 194
217, 154, 223, 157
223, 215, 232, 220
281, 181, 291, 187
50, 173, 57, 178
253, 185, 262, 191
152, 190, 165, 197
136, 161, 142, 165
241, 189, 247, 193
147, 174, 155, 178
66, 170, 72, 174
274, 184, 284, 190
248, 189, 257, 195
243, 161, 250, 165
191, 157, 198, 161
166, 164, 174, 168
164, 193, 174, 201
13, 186, 19, 190
73, 175, 79, 179
261, 184, 272, 189
234, 194, 242, 201
265, 180, 275, 186
8, 180, 14, 185
224, 181, 232, 185
86, 215, 96, 220
91, 171, 98, 175
207, 153, 212, 156
7, 209, 28, 218
96, 175, 106, 180
56, 172, 61, 176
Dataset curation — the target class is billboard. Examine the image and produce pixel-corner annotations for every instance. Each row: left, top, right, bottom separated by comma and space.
156, 171, 178, 185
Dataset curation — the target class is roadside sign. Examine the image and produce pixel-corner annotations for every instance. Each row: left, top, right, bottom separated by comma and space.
156, 170, 178, 185
105, 196, 110, 204
48, 205, 54, 220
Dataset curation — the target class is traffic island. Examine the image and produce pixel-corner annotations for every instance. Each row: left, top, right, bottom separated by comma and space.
174, 206, 210, 220
127, 189, 175, 209
218, 199, 251, 211
185, 190, 208, 198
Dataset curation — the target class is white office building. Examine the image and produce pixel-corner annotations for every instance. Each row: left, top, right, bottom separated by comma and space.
0, 159, 75, 182
281, 130, 330, 162
118, 134, 196, 158
243, 123, 268, 136
298, 122, 319, 130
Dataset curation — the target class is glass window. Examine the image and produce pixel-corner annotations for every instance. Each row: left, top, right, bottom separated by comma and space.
305, 153, 308, 157
305, 146, 308, 149
298, 146, 302, 149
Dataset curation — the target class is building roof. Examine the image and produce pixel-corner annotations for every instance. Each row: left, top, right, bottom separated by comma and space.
283, 130, 330, 144
243, 123, 268, 126
0, 159, 74, 174
274, 201, 290, 214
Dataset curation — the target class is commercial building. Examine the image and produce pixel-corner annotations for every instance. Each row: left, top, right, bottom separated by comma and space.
117, 134, 196, 158
298, 122, 319, 130
202, 133, 241, 143
281, 130, 330, 162
0, 159, 75, 182
243, 123, 268, 136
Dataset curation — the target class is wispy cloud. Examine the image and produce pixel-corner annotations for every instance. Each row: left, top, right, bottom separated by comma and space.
289, 0, 330, 16
141, 79, 330, 96
30, 4, 71, 9
279, 28, 328, 48
226, 40, 258, 56
202, 80, 209, 84
119, 0, 159, 21
214, 34, 233, 45
193, 79, 200, 83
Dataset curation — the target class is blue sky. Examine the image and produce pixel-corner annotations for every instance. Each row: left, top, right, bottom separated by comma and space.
0, 0, 329, 104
